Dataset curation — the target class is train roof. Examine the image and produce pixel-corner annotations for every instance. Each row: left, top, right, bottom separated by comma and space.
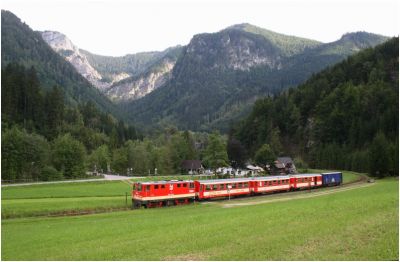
321, 172, 342, 175
252, 176, 290, 181
138, 180, 194, 185
197, 176, 291, 184
134, 173, 324, 185
290, 173, 322, 178
197, 177, 252, 184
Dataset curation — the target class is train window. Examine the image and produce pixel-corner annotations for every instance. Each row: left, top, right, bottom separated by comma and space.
213, 184, 218, 190
238, 183, 242, 188
206, 185, 211, 191
177, 184, 181, 188
183, 183, 187, 188
232, 183, 237, 189
132, 184, 136, 190
138, 184, 142, 191
244, 182, 248, 187
220, 184, 225, 190
161, 185, 165, 189
200, 185, 204, 191
154, 185, 159, 190
273, 180, 276, 184
146, 185, 150, 191
190, 183, 194, 189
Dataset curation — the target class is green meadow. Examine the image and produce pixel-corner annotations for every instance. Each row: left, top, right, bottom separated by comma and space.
1, 171, 360, 219
2, 178, 398, 260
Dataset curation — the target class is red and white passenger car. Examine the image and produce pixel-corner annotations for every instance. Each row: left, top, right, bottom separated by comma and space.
251, 176, 291, 194
195, 178, 252, 200
290, 174, 322, 189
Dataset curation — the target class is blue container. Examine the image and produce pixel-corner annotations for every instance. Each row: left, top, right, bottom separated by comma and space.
321, 172, 342, 186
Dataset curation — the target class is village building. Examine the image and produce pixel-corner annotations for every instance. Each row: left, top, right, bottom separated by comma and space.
181, 160, 204, 174
277, 157, 297, 174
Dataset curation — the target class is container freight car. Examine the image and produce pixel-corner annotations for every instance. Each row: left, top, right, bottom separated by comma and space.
321, 172, 343, 186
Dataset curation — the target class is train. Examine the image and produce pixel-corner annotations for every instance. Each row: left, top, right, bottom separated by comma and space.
131, 172, 342, 208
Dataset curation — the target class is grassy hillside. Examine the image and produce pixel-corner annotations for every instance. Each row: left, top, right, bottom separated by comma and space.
2, 178, 398, 260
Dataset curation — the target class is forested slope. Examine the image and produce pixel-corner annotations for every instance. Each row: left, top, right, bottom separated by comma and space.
232, 37, 399, 177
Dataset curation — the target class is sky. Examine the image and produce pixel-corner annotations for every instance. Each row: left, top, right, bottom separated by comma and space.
2, 0, 399, 56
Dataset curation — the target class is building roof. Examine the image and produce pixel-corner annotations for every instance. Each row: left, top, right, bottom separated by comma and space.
181, 160, 202, 170
277, 157, 294, 165
274, 162, 286, 169
246, 165, 264, 171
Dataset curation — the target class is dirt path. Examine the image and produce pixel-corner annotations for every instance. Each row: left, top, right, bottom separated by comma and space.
219, 181, 375, 208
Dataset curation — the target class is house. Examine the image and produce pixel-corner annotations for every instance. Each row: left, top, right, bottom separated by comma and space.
277, 157, 297, 174
216, 167, 252, 177
272, 161, 287, 175
181, 160, 204, 174
246, 165, 264, 176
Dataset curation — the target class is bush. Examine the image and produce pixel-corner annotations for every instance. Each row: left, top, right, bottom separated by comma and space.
39, 166, 63, 181
294, 157, 308, 169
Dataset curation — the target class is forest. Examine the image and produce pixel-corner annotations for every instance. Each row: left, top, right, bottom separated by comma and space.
231, 37, 399, 177
1, 63, 229, 182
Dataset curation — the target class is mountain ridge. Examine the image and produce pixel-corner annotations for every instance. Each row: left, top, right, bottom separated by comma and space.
41, 30, 183, 101
123, 27, 388, 131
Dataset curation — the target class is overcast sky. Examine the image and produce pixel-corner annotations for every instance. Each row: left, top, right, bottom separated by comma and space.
2, 0, 399, 56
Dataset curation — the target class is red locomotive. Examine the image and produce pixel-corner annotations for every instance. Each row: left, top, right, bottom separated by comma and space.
132, 180, 195, 208
132, 172, 341, 208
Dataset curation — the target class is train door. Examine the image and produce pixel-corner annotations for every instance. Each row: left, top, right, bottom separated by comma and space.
168, 183, 174, 195
314, 176, 318, 186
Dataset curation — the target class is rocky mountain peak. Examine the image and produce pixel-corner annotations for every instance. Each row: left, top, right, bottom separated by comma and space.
41, 31, 78, 52
41, 30, 111, 90
186, 29, 282, 71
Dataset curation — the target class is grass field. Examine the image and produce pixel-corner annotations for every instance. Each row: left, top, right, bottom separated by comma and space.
2, 180, 131, 199
1, 170, 361, 219
2, 178, 398, 260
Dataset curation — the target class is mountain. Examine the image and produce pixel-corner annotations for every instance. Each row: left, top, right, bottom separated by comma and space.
105, 50, 179, 102
232, 37, 398, 175
41, 30, 115, 91
1, 10, 121, 116
124, 25, 388, 131
41, 30, 183, 101
104, 46, 182, 102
